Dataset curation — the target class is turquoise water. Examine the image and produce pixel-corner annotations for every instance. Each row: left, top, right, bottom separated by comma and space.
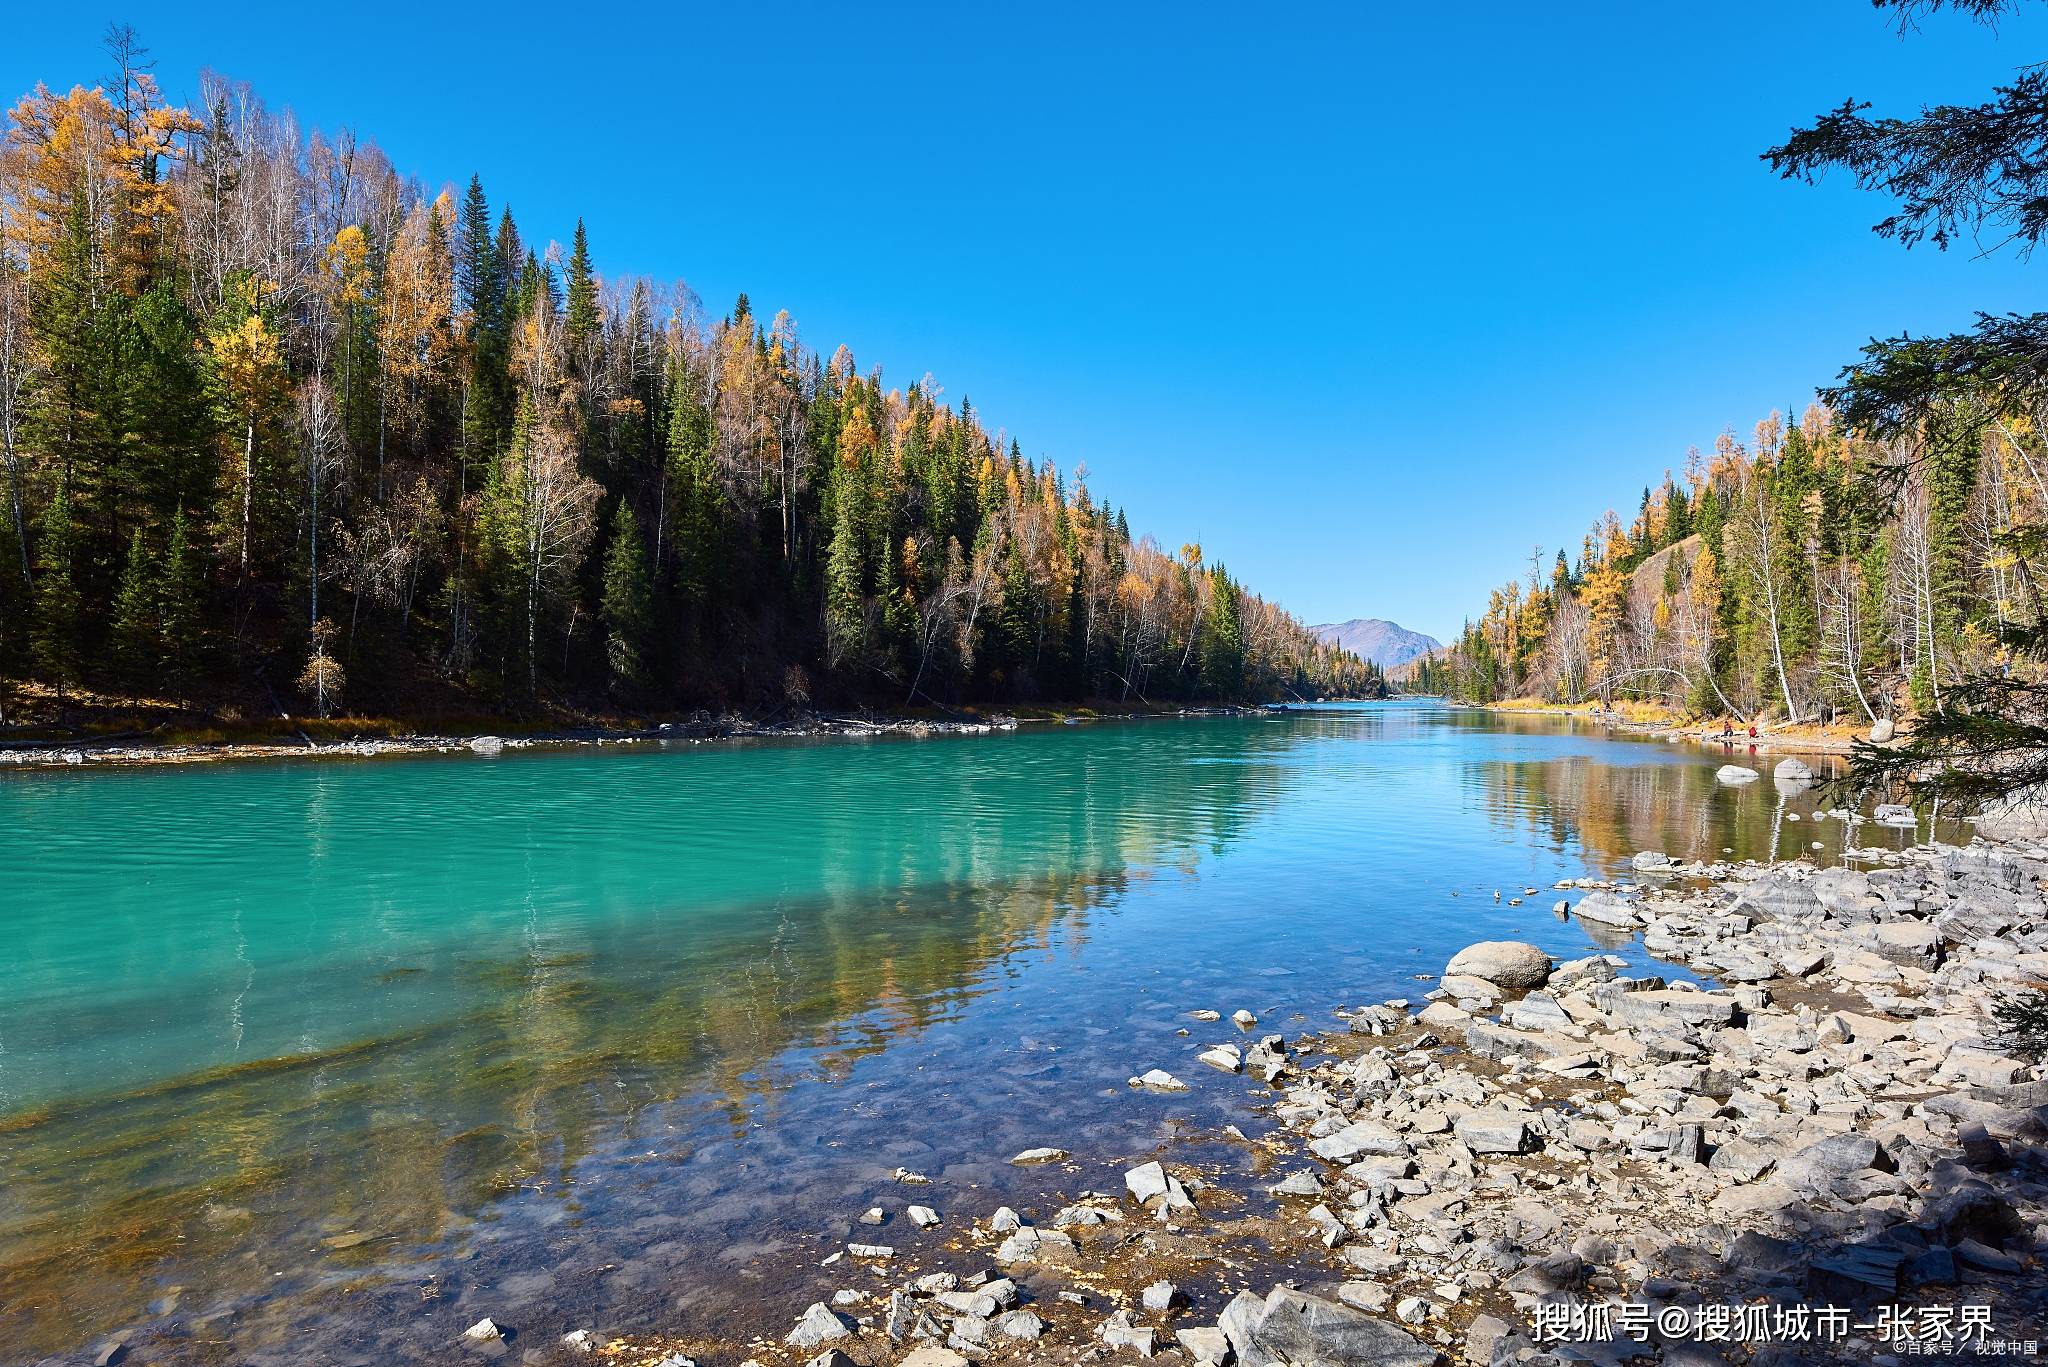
0, 702, 1915, 1363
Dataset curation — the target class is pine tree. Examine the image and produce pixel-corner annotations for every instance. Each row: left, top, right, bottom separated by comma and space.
110, 527, 157, 685
601, 501, 652, 692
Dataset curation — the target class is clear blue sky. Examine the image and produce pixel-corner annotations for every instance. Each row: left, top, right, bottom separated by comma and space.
8, 3, 2045, 641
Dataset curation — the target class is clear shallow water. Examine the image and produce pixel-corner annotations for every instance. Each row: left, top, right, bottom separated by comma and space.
0, 702, 1925, 1362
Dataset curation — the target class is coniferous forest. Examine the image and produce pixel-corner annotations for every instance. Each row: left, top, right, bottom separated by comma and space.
0, 36, 1378, 731
1416, 402, 2041, 731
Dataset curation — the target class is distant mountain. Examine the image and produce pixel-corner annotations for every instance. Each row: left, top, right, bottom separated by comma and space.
1310, 618, 1443, 669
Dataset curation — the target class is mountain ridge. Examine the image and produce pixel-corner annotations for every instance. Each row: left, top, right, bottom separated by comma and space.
1309, 618, 1443, 669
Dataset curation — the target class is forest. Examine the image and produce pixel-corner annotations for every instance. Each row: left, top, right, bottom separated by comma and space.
0, 34, 1378, 731
1415, 400, 2041, 729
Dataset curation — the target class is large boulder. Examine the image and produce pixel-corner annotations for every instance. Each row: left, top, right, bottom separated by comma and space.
1444, 941, 1551, 991
1455, 1110, 1534, 1154
1778, 1133, 1893, 1196
1733, 870, 1825, 923
1718, 764, 1761, 785
1974, 782, 2048, 841
1773, 757, 1814, 783
1308, 1120, 1409, 1163
1572, 891, 1642, 929
1219, 1287, 1438, 1367
1870, 717, 1896, 743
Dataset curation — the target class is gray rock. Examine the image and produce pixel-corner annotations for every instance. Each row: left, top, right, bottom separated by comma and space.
1502, 991, 1574, 1032
1454, 1110, 1533, 1155
1268, 1169, 1324, 1198
1465, 1313, 1514, 1364
1009, 1146, 1068, 1164
1870, 717, 1896, 743
1774, 757, 1815, 783
1307, 1120, 1409, 1163
1717, 764, 1760, 785
1504, 1253, 1583, 1295
996, 1310, 1047, 1340
1100, 1309, 1157, 1356
1444, 941, 1552, 991
787, 1303, 853, 1348
1125, 1160, 1172, 1204
1573, 891, 1643, 928
937, 1291, 1000, 1318
1175, 1326, 1232, 1364
1778, 1133, 1893, 1195
1219, 1287, 1436, 1367
1142, 1280, 1182, 1311
1707, 1139, 1776, 1183
1726, 1231, 1803, 1275
1874, 921, 1943, 969
995, 1225, 1077, 1264
1131, 1068, 1189, 1092
1806, 1245, 1903, 1303
1953, 1238, 2022, 1274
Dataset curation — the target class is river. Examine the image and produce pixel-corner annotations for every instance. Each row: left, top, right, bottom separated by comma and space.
0, 701, 1932, 1364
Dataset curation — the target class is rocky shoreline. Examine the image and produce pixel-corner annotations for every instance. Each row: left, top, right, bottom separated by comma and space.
0, 705, 1269, 771
540, 836, 2047, 1367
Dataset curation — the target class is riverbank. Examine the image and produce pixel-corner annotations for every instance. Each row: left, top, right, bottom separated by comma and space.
0, 701, 1275, 770
1467, 698, 1878, 757
550, 836, 2048, 1367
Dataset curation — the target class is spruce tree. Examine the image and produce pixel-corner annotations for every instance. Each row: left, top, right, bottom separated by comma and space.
824, 492, 865, 666
600, 502, 652, 693
1200, 571, 1245, 699
30, 480, 82, 698
159, 509, 203, 696
111, 527, 157, 687
565, 219, 599, 359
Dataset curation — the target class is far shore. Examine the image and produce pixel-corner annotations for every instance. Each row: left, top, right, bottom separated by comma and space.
1458, 698, 1883, 756
0, 699, 1301, 771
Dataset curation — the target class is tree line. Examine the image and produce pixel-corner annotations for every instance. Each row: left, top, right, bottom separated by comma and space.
1412, 400, 2016, 731
0, 32, 1378, 726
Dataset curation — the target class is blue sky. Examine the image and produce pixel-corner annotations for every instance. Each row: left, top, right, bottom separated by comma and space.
8, 3, 2045, 641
